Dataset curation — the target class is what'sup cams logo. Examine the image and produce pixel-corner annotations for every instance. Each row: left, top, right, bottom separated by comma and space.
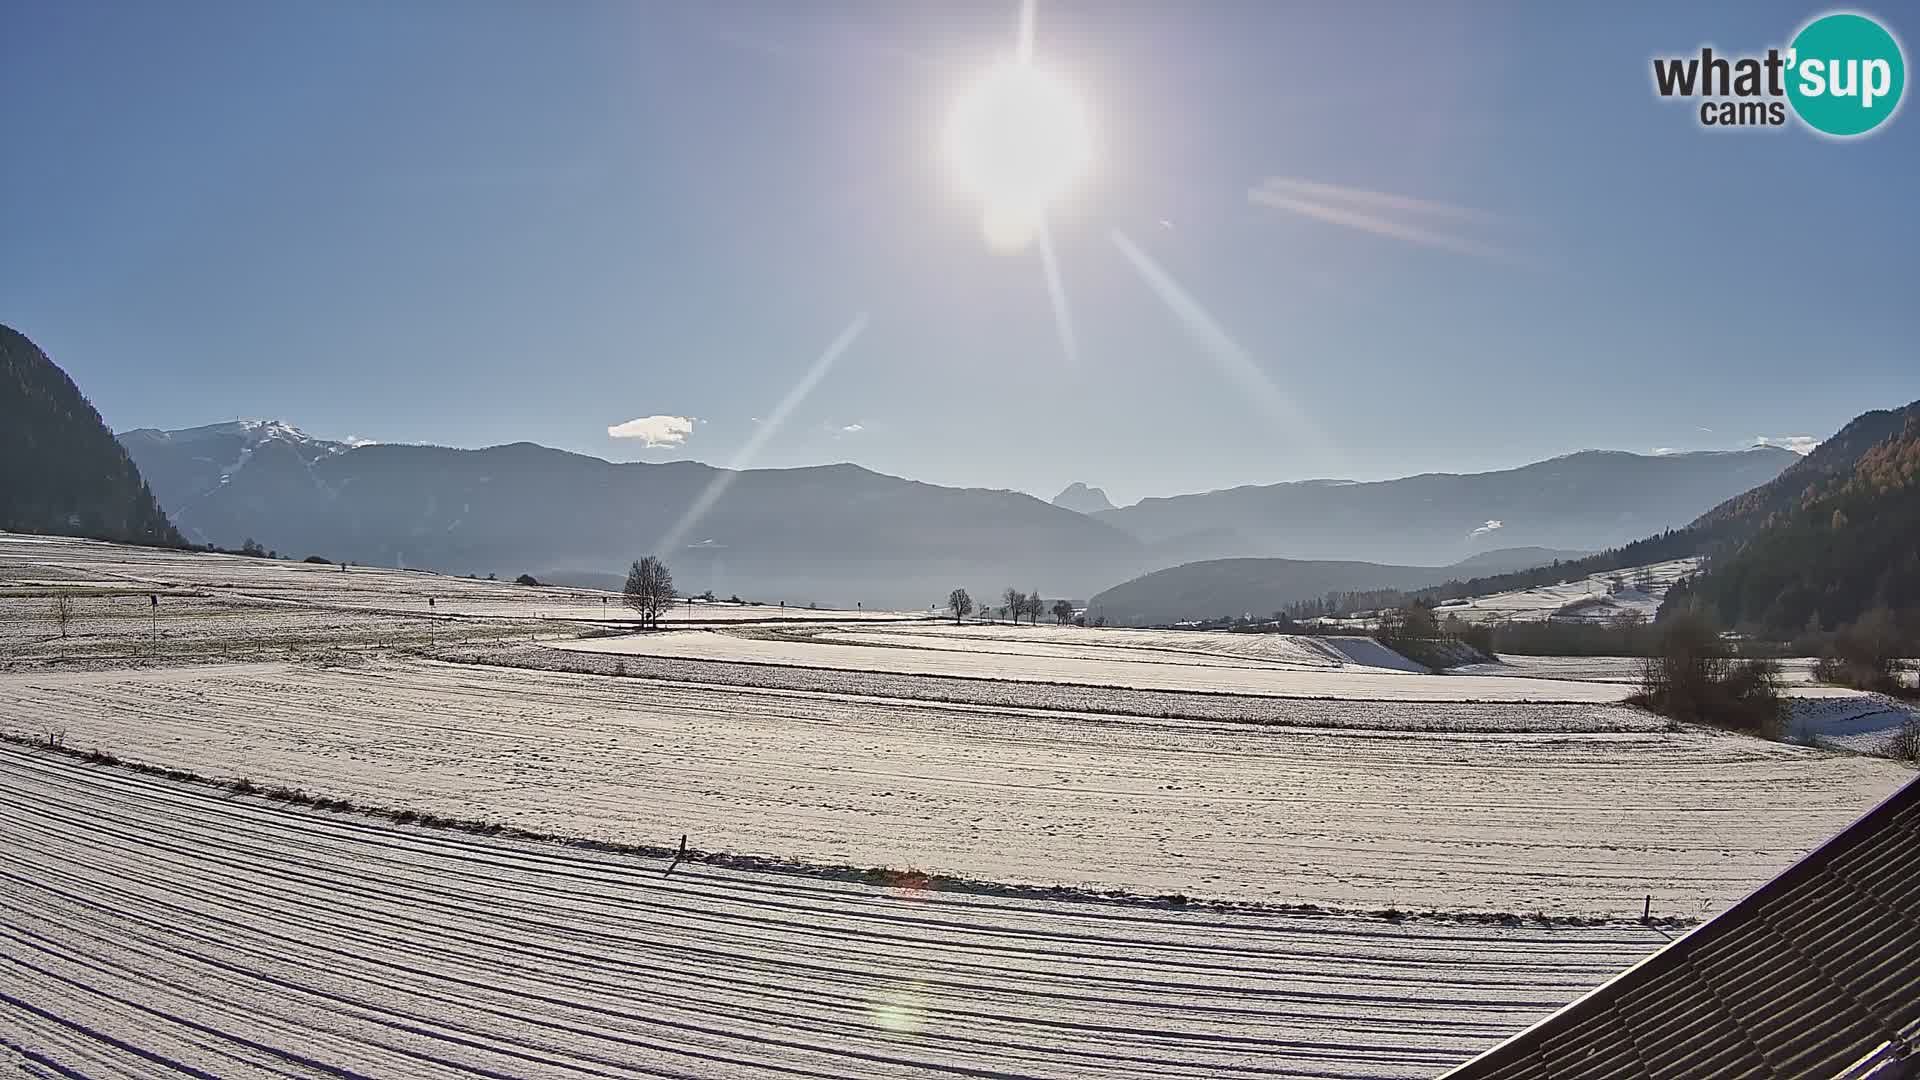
1653, 11, 1906, 136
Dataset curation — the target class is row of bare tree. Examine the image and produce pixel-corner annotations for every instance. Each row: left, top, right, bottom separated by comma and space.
946, 587, 1073, 626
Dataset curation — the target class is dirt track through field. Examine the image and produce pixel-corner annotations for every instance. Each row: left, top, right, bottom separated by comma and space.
1, 657, 1906, 916
0, 744, 1671, 1079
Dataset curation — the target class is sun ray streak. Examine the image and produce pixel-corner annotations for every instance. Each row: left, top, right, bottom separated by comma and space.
1111, 229, 1333, 465
1036, 215, 1079, 368
656, 314, 870, 556
1016, 0, 1036, 64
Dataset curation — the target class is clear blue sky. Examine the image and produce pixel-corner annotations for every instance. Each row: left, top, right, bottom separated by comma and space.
4, 0, 1915, 504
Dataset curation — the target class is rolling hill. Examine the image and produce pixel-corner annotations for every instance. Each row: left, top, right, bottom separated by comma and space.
1086, 549, 1584, 627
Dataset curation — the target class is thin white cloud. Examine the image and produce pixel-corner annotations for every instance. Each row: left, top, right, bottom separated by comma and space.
839, 423, 865, 434
1251, 188, 1529, 265
1468, 519, 1504, 539
607, 414, 695, 448
1651, 447, 1680, 456
1753, 435, 1818, 455
1254, 176, 1504, 225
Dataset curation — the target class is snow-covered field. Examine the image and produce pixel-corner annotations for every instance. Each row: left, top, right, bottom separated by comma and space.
0, 533, 928, 627
0, 590, 541, 666
0, 744, 1674, 1079
818, 624, 1433, 673
1, 656, 1906, 917
1427, 557, 1702, 625
2, 534, 1914, 1075
1785, 690, 1920, 755
456, 643, 1668, 731
1454, 656, 1919, 757
558, 629, 1630, 703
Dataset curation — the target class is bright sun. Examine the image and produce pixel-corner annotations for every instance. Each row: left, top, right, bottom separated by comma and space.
944, 59, 1092, 252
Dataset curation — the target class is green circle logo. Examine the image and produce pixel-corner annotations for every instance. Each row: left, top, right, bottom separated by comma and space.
1787, 12, 1906, 136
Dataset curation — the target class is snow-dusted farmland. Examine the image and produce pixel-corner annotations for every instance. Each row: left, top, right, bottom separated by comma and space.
1, 657, 1905, 917
0, 744, 1673, 1079
1429, 557, 1701, 625
557, 628, 1631, 702
818, 623, 1432, 673
0, 533, 929, 626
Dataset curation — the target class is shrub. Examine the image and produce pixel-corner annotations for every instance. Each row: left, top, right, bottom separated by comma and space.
514, 573, 542, 586
1889, 715, 1920, 762
303, 554, 332, 564
1632, 611, 1787, 737
1813, 608, 1913, 695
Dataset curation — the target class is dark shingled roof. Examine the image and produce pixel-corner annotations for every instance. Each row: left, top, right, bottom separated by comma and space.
1439, 774, 1920, 1080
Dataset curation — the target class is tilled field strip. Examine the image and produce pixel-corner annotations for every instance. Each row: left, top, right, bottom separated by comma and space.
1, 658, 1905, 915
0, 744, 1667, 1079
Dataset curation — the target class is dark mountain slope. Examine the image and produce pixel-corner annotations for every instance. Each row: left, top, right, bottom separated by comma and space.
0, 325, 181, 546
1678, 413, 1920, 635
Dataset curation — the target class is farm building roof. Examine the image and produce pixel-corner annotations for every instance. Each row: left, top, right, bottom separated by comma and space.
1439, 773, 1920, 1080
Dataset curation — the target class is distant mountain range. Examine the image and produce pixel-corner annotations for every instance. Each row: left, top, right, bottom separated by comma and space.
1403, 400, 1920, 614
112, 413, 1806, 608
1091, 448, 1797, 567
119, 429, 1144, 607
1, 325, 181, 546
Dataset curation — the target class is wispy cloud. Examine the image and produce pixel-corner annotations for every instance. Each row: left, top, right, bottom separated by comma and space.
1248, 177, 1531, 266
1468, 519, 1504, 539
607, 415, 695, 448
1651, 447, 1680, 456
1753, 434, 1818, 455
831, 422, 865, 436
1255, 177, 1503, 224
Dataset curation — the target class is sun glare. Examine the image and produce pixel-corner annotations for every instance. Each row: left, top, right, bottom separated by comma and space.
945, 59, 1092, 252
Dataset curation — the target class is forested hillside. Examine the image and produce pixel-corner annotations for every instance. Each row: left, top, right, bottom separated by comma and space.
0, 325, 182, 546
1673, 414, 1920, 638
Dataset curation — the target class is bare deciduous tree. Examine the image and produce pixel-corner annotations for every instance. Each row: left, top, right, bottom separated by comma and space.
624, 556, 675, 630
51, 594, 75, 638
947, 588, 973, 624
1026, 588, 1043, 625
1003, 587, 1023, 626
1051, 598, 1074, 624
